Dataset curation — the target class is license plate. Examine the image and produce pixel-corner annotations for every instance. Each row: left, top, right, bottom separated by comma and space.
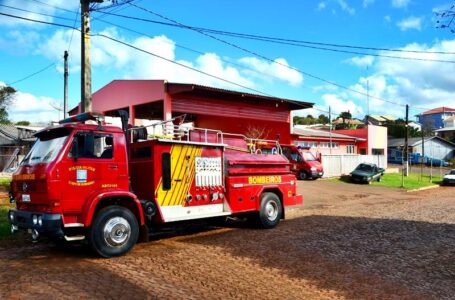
22, 194, 31, 202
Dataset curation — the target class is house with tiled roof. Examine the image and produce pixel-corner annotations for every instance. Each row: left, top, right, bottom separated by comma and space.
416, 106, 455, 130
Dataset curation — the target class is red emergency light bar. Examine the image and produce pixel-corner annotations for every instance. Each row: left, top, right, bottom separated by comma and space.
59, 112, 104, 124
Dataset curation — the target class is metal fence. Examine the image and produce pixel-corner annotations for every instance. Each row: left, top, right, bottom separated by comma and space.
321, 154, 386, 178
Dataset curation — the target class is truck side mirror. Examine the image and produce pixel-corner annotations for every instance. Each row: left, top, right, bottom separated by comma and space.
71, 138, 79, 161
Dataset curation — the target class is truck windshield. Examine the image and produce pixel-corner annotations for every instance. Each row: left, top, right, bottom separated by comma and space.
301, 152, 317, 161
21, 128, 71, 165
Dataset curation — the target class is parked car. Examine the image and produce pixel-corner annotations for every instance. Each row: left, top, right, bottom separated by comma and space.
442, 169, 455, 186
349, 163, 385, 184
425, 157, 449, 167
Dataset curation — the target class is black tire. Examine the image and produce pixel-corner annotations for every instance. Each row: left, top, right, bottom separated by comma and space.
88, 206, 139, 258
377, 176, 382, 182
257, 192, 282, 229
298, 171, 307, 180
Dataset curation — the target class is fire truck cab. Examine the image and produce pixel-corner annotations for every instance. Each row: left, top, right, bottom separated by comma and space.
8, 112, 302, 257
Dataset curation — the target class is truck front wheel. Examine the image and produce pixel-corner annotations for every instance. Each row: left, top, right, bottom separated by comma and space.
88, 206, 139, 258
298, 171, 307, 180
257, 192, 282, 229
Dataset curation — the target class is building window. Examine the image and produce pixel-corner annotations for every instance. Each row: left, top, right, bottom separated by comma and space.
347, 144, 355, 154
70, 132, 113, 159
294, 141, 318, 148
320, 142, 339, 149
359, 148, 367, 155
372, 148, 384, 155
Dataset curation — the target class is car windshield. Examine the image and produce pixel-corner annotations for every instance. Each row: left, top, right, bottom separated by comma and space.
449, 170, 455, 175
301, 151, 317, 161
21, 128, 71, 165
356, 164, 373, 172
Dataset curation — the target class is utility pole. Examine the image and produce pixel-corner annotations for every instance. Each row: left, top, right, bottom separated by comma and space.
80, 0, 103, 113
404, 104, 409, 176
63, 51, 68, 118
329, 106, 332, 155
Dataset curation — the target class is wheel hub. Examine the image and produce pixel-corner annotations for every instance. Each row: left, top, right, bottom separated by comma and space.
265, 201, 278, 221
103, 217, 131, 247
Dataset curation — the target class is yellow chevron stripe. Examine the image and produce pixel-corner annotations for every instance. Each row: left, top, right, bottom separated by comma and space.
163, 144, 186, 206
175, 146, 202, 206
169, 145, 192, 206
170, 145, 198, 206
156, 145, 204, 207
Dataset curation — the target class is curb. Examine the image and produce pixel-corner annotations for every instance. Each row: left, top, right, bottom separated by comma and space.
406, 185, 440, 193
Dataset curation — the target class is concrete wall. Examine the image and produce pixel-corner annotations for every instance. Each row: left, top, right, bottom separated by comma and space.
322, 154, 386, 177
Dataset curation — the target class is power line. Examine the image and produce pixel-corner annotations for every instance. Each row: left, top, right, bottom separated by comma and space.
94, 18, 272, 81
92, 33, 281, 99
0, 11, 76, 29
129, 4, 404, 108
0, 10, 433, 113
0, 3, 75, 21
6, 63, 56, 86
99, 8, 455, 56
0, 11, 291, 104
26, 0, 77, 15
67, 6, 80, 51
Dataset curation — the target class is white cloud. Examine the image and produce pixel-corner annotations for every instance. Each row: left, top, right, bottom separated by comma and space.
8, 91, 61, 123
397, 16, 423, 31
363, 0, 375, 8
321, 94, 364, 117
391, 0, 410, 8
239, 57, 303, 87
384, 15, 392, 23
338, 0, 356, 15
0, 0, 79, 27
344, 55, 375, 67
317, 2, 327, 11
336, 39, 455, 118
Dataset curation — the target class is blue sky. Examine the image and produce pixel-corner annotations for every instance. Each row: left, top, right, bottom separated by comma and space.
0, 0, 454, 124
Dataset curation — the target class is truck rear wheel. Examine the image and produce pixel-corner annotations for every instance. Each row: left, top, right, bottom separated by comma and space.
257, 192, 282, 229
88, 206, 139, 258
298, 171, 307, 180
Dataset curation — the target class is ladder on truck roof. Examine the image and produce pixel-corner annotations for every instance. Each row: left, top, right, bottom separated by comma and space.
129, 115, 282, 155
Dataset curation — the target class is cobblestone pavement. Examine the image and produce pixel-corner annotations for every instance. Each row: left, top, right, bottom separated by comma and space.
0, 180, 454, 299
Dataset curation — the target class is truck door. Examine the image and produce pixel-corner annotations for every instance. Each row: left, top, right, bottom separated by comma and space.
60, 131, 119, 214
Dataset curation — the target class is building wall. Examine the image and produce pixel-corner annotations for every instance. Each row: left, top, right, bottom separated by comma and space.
412, 139, 454, 161
197, 115, 291, 143
292, 137, 358, 157
418, 112, 455, 130
334, 125, 388, 167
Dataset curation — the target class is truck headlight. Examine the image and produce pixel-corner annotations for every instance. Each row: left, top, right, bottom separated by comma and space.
9, 211, 14, 222
311, 167, 317, 171
38, 216, 43, 226
32, 215, 38, 225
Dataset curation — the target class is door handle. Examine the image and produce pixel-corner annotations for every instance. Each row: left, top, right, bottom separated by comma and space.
108, 164, 118, 169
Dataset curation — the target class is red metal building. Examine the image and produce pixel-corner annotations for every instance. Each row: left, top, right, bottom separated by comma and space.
70, 80, 312, 144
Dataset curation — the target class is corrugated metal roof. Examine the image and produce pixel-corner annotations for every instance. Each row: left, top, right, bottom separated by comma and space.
369, 115, 386, 122
166, 82, 313, 111
388, 136, 455, 148
293, 127, 365, 141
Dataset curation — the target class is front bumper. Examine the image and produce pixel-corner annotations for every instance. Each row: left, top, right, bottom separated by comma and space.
443, 179, 455, 186
311, 171, 324, 178
8, 209, 64, 238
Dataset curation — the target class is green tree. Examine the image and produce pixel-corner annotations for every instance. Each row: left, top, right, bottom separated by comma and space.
317, 114, 329, 124
0, 86, 16, 124
338, 111, 352, 124
15, 121, 30, 126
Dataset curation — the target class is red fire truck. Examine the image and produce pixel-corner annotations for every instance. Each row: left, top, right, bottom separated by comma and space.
8, 112, 302, 257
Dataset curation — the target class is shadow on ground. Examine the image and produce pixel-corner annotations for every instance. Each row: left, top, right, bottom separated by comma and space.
180, 215, 455, 299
